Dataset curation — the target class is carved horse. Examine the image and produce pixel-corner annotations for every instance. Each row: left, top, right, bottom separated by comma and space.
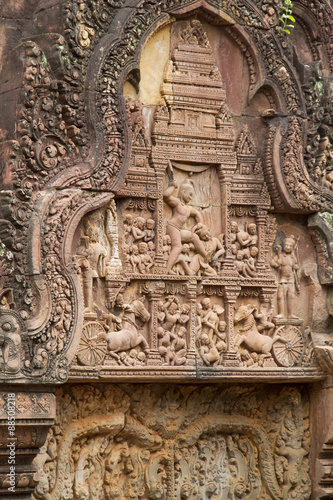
234, 304, 284, 355
103, 300, 150, 359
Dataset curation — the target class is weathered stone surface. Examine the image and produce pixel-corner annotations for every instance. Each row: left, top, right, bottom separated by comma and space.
0, 0, 333, 497
33, 383, 311, 500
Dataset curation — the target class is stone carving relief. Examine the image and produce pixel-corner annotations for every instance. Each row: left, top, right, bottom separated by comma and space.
0, 0, 332, 386
63, 19, 326, 379
0, 1, 333, 497
32, 384, 311, 500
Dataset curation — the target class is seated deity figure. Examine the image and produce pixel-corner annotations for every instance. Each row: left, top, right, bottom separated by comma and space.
163, 177, 207, 273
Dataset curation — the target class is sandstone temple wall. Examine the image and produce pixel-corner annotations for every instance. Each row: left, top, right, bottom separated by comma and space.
0, 0, 333, 498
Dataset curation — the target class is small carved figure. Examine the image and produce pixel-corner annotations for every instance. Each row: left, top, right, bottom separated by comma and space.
173, 327, 187, 366
158, 327, 176, 365
162, 235, 171, 261
131, 216, 146, 243
124, 214, 134, 245
198, 333, 225, 366
144, 219, 156, 243
129, 244, 140, 273
138, 242, 153, 273
173, 243, 192, 275
271, 235, 300, 319
148, 241, 156, 262
178, 304, 190, 328
163, 176, 207, 273
242, 246, 258, 278
201, 299, 224, 342
161, 297, 181, 333
230, 221, 239, 255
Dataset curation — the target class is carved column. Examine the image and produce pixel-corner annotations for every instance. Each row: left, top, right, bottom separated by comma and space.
185, 279, 197, 366
152, 163, 167, 274
222, 286, 241, 366
146, 285, 163, 366
256, 209, 268, 272
217, 169, 237, 274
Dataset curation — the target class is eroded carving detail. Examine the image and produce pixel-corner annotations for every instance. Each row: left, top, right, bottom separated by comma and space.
33, 384, 311, 500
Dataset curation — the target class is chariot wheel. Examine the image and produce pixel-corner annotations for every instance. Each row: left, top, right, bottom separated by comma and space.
77, 322, 107, 366
272, 325, 304, 367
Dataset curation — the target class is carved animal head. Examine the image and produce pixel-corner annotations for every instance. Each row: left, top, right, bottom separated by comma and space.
130, 300, 150, 323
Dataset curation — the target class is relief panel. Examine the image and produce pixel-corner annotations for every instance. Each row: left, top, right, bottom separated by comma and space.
67, 19, 325, 381
32, 384, 311, 500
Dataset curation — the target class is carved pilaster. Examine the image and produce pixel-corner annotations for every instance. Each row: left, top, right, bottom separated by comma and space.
256, 209, 268, 272
185, 279, 197, 366
146, 285, 164, 366
152, 164, 167, 274
222, 286, 241, 366
217, 169, 237, 274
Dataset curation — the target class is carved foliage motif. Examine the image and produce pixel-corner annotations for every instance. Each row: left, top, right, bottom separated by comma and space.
33, 384, 311, 500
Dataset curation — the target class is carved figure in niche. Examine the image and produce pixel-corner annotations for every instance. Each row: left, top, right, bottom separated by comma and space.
163, 175, 207, 273
75, 204, 122, 313
0, 310, 22, 375
179, 304, 190, 328
271, 234, 300, 319
161, 296, 181, 332
158, 327, 177, 365
230, 221, 239, 256
126, 97, 147, 147
199, 298, 224, 341
243, 246, 259, 278
234, 304, 284, 357
237, 223, 258, 254
103, 294, 150, 362
173, 327, 187, 366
